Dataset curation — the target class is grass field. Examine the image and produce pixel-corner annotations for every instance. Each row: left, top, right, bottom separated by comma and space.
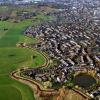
0, 48, 45, 75
0, 19, 32, 47
0, 14, 51, 100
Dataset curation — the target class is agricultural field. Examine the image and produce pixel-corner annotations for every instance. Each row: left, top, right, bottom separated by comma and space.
0, 12, 50, 100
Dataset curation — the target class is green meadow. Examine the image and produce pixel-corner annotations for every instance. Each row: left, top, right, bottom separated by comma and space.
0, 14, 51, 100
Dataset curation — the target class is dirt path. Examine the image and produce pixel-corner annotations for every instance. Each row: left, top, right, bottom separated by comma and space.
10, 46, 91, 100
11, 70, 59, 100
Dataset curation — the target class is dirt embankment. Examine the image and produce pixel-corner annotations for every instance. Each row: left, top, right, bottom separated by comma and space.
11, 70, 90, 100
11, 46, 90, 100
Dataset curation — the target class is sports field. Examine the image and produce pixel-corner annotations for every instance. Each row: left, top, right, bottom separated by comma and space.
0, 14, 50, 100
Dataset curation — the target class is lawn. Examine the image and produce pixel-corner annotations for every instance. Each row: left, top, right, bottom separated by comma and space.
0, 20, 32, 47
0, 85, 22, 100
0, 75, 35, 100
19, 36, 37, 44
0, 48, 45, 75
0, 13, 51, 100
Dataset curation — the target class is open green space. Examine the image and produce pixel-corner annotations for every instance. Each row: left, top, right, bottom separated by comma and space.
0, 19, 32, 47
0, 48, 45, 75
0, 75, 35, 100
0, 85, 22, 100
0, 13, 51, 100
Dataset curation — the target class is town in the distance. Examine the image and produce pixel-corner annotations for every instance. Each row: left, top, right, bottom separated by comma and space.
0, 0, 100, 100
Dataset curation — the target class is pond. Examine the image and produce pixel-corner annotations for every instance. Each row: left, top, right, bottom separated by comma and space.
74, 74, 96, 89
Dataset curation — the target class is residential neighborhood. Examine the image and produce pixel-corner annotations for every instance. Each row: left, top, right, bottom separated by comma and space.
23, 1, 100, 99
